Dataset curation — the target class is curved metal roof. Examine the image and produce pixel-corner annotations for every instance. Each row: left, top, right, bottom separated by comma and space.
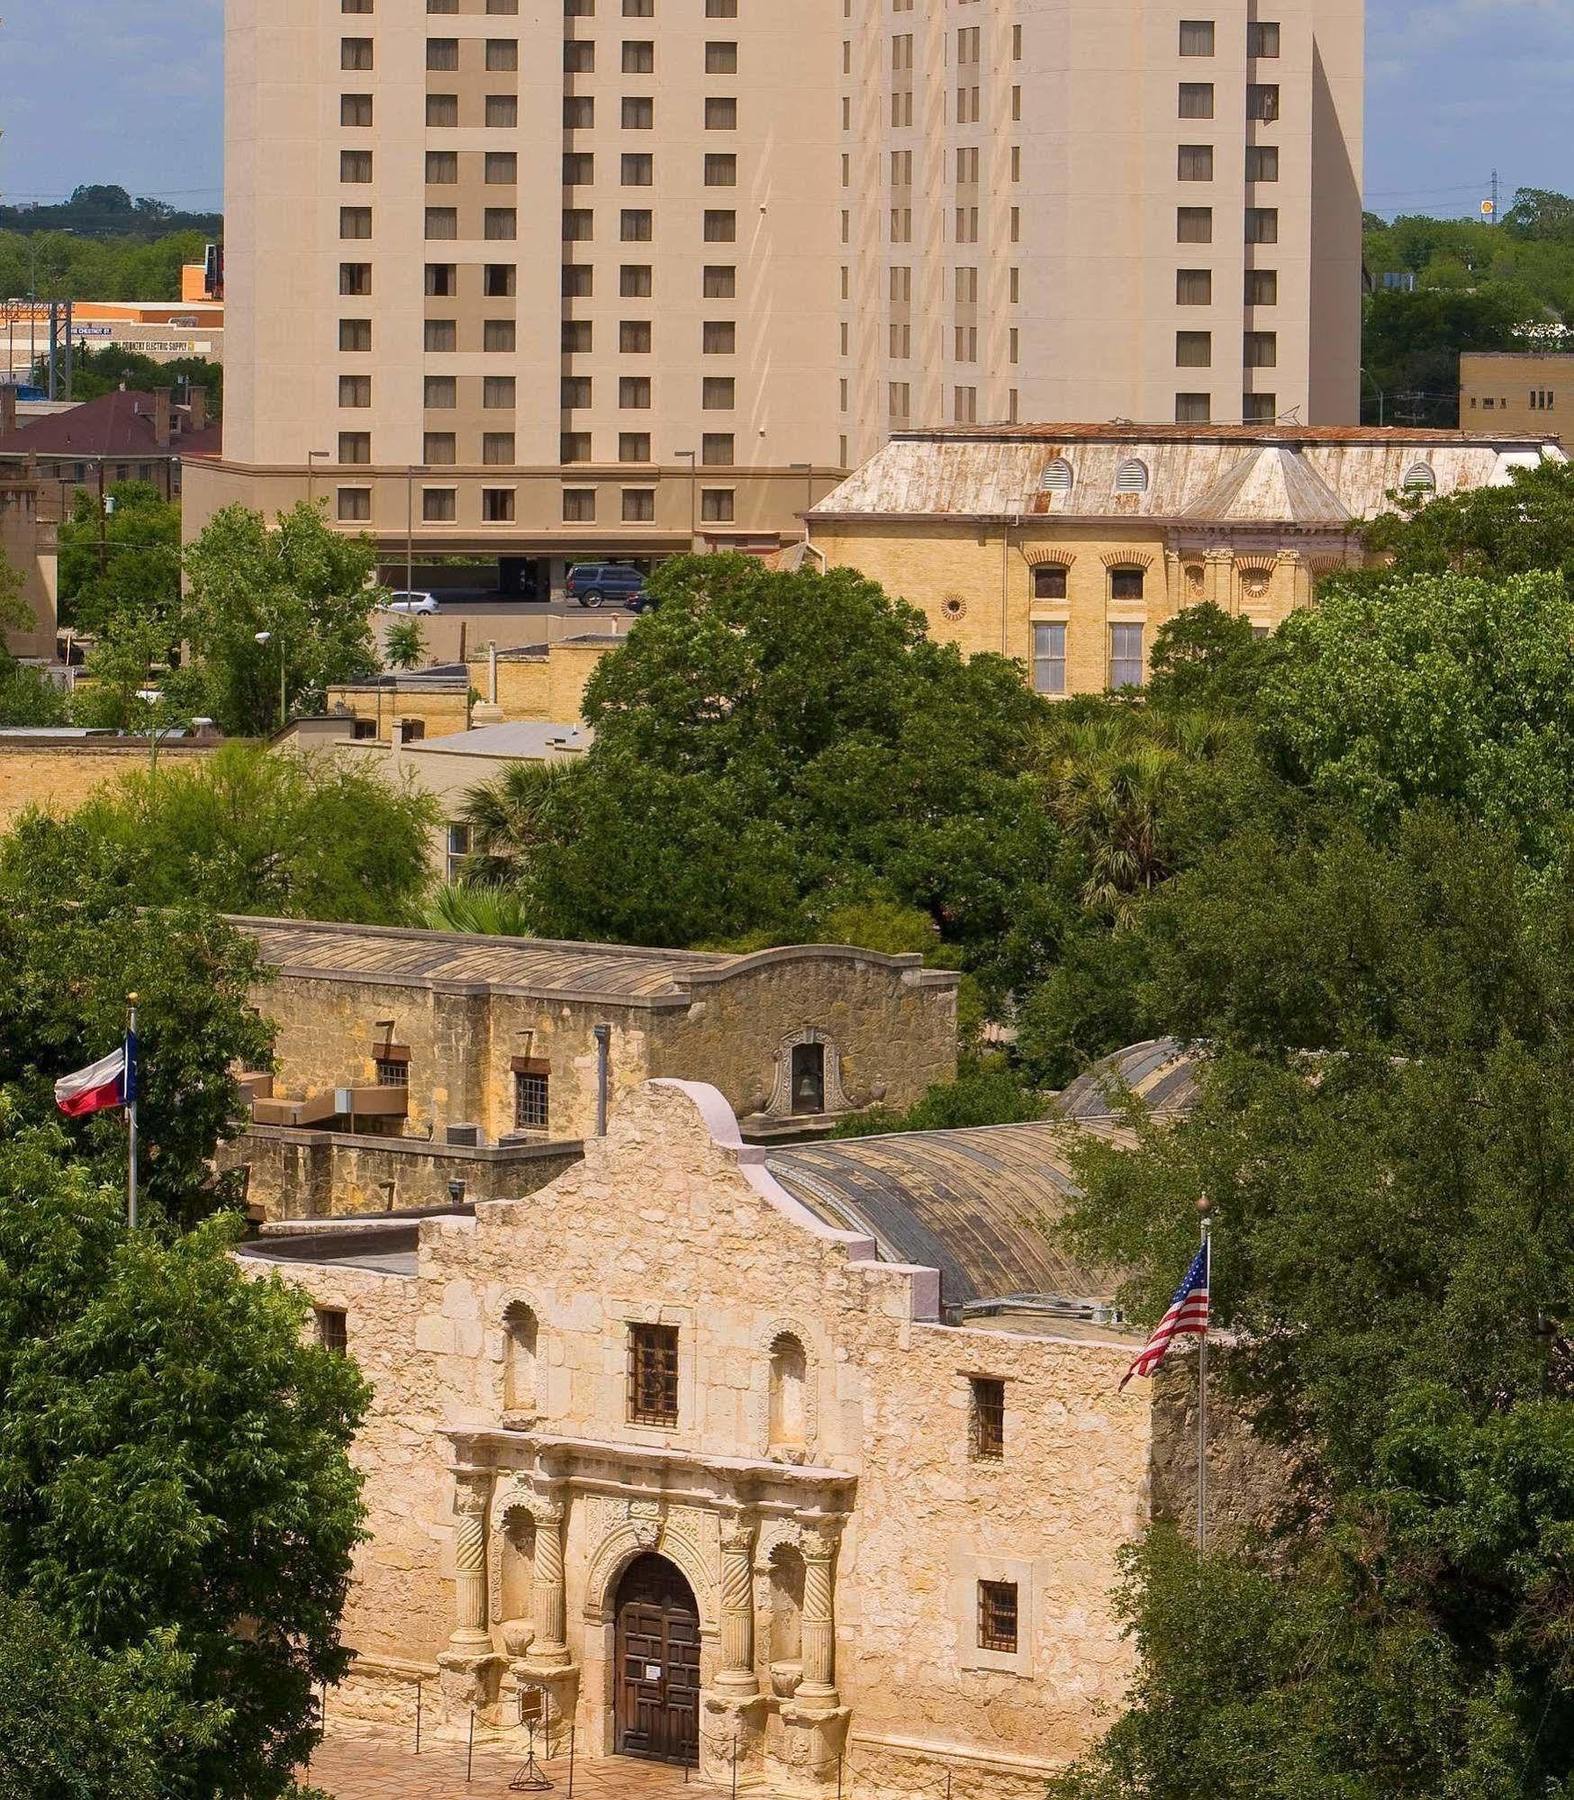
1054, 1038, 1202, 1124
767, 1122, 1111, 1309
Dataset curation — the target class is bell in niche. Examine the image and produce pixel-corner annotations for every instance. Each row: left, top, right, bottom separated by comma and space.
790, 1042, 826, 1116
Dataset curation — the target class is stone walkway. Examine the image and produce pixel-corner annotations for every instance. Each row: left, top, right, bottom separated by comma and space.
306, 1725, 737, 1800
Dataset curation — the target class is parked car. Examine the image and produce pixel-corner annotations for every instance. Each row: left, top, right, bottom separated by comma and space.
380, 591, 441, 615
565, 563, 649, 609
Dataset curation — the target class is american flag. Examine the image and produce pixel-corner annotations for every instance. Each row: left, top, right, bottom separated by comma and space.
1120, 1241, 1210, 1389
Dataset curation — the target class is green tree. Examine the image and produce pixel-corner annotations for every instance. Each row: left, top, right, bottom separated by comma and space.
0, 1113, 365, 1799
0, 659, 70, 726
69, 610, 185, 733
70, 743, 438, 925
423, 881, 535, 938
1363, 454, 1574, 586
830, 1055, 1044, 1138
1360, 283, 1542, 426
1264, 570, 1574, 862
1054, 808, 1574, 1799
1145, 600, 1282, 715
0, 816, 272, 1222
381, 616, 426, 671
181, 502, 382, 734
57, 479, 182, 634
49, 344, 223, 413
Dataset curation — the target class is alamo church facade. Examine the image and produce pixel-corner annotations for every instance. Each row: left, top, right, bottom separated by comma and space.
244, 1045, 1210, 1798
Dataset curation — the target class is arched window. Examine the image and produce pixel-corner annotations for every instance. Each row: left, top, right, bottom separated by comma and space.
769, 1332, 809, 1448
768, 1544, 806, 1666
1039, 457, 1073, 493
1114, 458, 1150, 495
1401, 461, 1436, 496
503, 1302, 538, 1415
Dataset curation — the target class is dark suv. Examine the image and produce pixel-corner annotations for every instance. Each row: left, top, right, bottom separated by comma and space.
565, 562, 650, 609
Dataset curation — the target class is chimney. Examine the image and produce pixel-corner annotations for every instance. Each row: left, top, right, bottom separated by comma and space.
186, 385, 207, 434
152, 389, 172, 450
0, 386, 15, 439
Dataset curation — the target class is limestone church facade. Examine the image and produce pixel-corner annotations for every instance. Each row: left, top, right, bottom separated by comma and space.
244, 1066, 1195, 1797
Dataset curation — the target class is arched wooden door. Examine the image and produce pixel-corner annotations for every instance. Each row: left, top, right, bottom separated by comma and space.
614, 1553, 701, 1764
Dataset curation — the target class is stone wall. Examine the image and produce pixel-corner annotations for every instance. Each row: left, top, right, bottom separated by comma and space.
813, 518, 1337, 694
223, 1126, 584, 1220
650, 951, 958, 1121
0, 740, 222, 830
493, 639, 616, 724
248, 1081, 1159, 1788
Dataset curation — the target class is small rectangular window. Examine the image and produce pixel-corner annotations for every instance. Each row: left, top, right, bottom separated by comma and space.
1176, 268, 1212, 305
622, 96, 654, 128
565, 39, 595, 71
446, 823, 472, 883
316, 1308, 349, 1355
339, 318, 372, 352
564, 319, 593, 352
1247, 268, 1279, 306
703, 210, 736, 242
425, 207, 458, 240
564, 208, 594, 241
561, 487, 596, 522
619, 376, 652, 409
341, 37, 374, 70
700, 488, 734, 523
620, 209, 652, 242
336, 486, 371, 521
701, 433, 734, 466
514, 1068, 550, 1128
1176, 330, 1211, 368
622, 38, 655, 72
1110, 621, 1145, 689
704, 153, 737, 187
488, 94, 520, 127
486, 152, 518, 185
970, 1377, 1005, 1459
484, 376, 517, 409
424, 376, 457, 409
621, 264, 654, 297
702, 376, 735, 410
622, 153, 654, 186
484, 263, 517, 298
619, 320, 651, 353
627, 1323, 680, 1425
427, 93, 459, 127
341, 93, 373, 127
1176, 392, 1212, 423
424, 318, 456, 352
703, 265, 736, 299
563, 264, 593, 297
483, 488, 516, 522
1247, 84, 1280, 123
705, 40, 738, 73
1178, 82, 1214, 119
706, 97, 737, 130
622, 487, 656, 522
1248, 20, 1281, 58
338, 432, 371, 465
1178, 144, 1214, 182
338, 375, 371, 407
1177, 207, 1213, 244
977, 1581, 1018, 1653
485, 38, 518, 71
702, 320, 736, 354
1243, 393, 1278, 423
425, 262, 457, 297
340, 206, 372, 240
562, 375, 593, 408
340, 262, 372, 296
483, 433, 516, 465
1244, 331, 1278, 368
484, 319, 517, 352
1246, 145, 1279, 183
485, 208, 518, 241
426, 37, 459, 70
1033, 620, 1066, 696
1179, 20, 1215, 56
620, 432, 652, 462
560, 432, 592, 463
422, 488, 456, 523
563, 150, 595, 184
424, 432, 457, 464
1245, 207, 1279, 245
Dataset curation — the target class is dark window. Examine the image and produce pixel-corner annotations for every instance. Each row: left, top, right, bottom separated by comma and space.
977, 1580, 1018, 1652
514, 1070, 549, 1130
971, 1377, 1005, 1459
791, 1042, 826, 1115
375, 1056, 409, 1087
1033, 564, 1067, 601
1110, 567, 1146, 602
316, 1308, 349, 1355
628, 1322, 679, 1424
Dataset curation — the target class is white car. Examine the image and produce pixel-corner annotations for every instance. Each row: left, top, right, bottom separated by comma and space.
381, 591, 441, 615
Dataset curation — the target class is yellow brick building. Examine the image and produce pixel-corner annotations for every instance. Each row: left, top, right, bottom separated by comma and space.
807, 424, 1565, 694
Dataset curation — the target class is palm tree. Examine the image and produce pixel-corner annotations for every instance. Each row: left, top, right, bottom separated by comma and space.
460, 760, 581, 885
422, 882, 535, 937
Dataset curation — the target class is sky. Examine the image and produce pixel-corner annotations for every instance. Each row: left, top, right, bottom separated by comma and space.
0, 0, 1568, 223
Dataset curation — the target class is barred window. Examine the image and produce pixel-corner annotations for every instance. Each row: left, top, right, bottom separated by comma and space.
977, 1581, 1018, 1652
970, 1377, 1005, 1459
628, 1323, 679, 1424
375, 1053, 409, 1088
316, 1308, 349, 1355
514, 1069, 550, 1129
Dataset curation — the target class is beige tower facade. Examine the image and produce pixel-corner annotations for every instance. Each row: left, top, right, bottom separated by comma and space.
192, 0, 1363, 580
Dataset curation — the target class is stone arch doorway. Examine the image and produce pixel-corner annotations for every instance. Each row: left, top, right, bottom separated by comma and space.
613, 1554, 701, 1765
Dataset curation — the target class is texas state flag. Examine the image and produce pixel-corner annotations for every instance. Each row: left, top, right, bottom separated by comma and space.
54, 1036, 137, 1118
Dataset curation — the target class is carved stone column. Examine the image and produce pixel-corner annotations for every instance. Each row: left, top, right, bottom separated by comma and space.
527, 1495, 571, 1668
714, 1516, 760, 1696
796, 1523, 841, 1707
449, 1469, 493, 1649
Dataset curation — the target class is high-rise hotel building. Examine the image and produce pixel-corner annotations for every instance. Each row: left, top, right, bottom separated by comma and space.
188, 0, 1363, 585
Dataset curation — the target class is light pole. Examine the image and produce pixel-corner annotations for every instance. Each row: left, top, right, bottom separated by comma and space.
255, 629, 286, 732
306, 448, 331, 509
1359, 367, 1386, 429
675, 449, 697, 549
789, 461, 815, 524
406, 466, 417, 597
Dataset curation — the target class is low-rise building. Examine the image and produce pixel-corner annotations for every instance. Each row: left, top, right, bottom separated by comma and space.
230, 917, 959, 1220
237, 1047, 1235, 1795
1460, 351, 1572, 435
808, 423, 1565, 695
0, 384, 220, 511
0, 725, 225, 828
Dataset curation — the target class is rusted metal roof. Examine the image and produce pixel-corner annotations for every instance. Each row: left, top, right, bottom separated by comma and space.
1054, 1039, 1202, 1124
237, 917, 947, 1007
812, 426, 1565, 525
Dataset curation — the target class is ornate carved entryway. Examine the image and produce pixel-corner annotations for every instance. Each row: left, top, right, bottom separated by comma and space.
614, 1554, 701, 1764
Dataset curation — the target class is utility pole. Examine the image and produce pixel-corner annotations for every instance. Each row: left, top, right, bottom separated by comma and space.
1491, 169, 1502, 226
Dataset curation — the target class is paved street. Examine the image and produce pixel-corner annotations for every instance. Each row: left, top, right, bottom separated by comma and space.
306, 1725, 729, 1800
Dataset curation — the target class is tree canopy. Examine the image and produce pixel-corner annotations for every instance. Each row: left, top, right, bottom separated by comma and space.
58, 479, 182, 635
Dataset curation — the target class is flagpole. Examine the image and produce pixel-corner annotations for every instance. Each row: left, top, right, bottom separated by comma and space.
1196, 1196, 1213, 1554
126, 993, 139, 1231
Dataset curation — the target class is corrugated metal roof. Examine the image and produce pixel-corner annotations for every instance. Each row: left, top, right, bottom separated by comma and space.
768, 1120, 1128, 1308
1054, 1039, 1202, 1124
812, 427, 1565, 524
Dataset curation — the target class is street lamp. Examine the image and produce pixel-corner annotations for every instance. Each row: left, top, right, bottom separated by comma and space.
254, 629, 287, 732
674, 449, 697, 549
306, 448, 331, 509
789, 461, 815, 519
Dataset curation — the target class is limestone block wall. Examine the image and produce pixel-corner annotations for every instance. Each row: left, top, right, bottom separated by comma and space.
254, 972, 657, 1145
650, 953, 959, 1120
250, 1081, 1158, 1784
492, 639, 616, 726
220, 1127, 583, 1220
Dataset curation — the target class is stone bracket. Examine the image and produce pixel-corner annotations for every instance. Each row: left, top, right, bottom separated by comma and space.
700, 1689, 769, 1783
